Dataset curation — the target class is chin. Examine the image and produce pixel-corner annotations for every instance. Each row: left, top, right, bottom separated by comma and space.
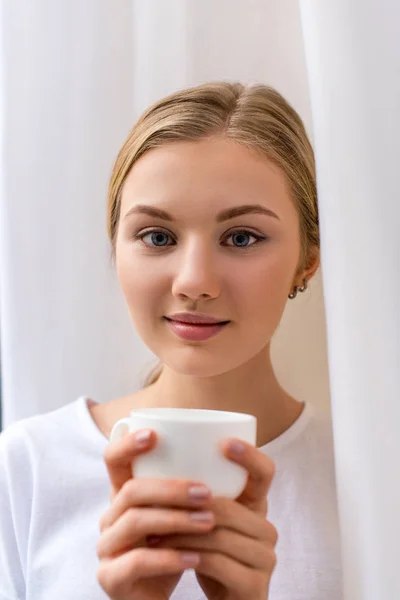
159, 347, 247, 379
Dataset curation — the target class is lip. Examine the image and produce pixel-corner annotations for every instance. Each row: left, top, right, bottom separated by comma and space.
164, 317, 230, 342
166, 312, 229, 325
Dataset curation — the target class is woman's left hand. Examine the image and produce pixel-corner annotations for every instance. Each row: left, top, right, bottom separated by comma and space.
149, 438, 278, 600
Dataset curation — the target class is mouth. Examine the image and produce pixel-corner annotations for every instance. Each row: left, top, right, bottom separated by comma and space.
163, 317, 230, 341
165, 313, 230, 325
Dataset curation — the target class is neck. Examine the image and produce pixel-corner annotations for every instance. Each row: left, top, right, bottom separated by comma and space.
137, 345, 305, 447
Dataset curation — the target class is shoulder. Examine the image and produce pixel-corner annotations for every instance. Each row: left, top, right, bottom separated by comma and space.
299, 406, 338, 494
307, 406, 335, 450
270, 403, 337, 483
0, 419, 35, 524
0, 398, 82, 467
0, 418, 32, 467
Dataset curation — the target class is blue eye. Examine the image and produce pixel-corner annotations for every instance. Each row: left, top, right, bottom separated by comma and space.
142, 231, 171, 247
235, 233, 249, 246
134, 229, 265, 249
226, 231, 259, 247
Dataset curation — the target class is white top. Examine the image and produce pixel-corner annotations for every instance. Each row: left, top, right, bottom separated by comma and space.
0, 396, 343, 599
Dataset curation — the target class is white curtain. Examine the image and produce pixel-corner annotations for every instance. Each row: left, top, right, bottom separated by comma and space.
299, 1, 400, 598
0, 0, 326, 425
2, 0, 398, 597
0, 0, 155, 424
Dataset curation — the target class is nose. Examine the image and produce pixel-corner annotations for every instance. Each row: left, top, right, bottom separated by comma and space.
171, 241, 221, 301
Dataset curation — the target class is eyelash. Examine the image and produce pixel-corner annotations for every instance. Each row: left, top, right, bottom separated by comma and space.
133, 228, 268, 250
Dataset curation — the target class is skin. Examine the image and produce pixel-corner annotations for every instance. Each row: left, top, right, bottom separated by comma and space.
95, 135, 320, 599
97, 428, 278, 599
91, 135, 320, 447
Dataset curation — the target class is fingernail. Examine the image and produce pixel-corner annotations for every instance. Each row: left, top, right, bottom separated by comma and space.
135, 429, 151, 446
188, 485, 211, 501
228, 440, 245, 455
189, 511, 213, 522
181, 552, 200, 566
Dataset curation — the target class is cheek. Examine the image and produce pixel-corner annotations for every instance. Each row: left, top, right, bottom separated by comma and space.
116, 254, 160, 313
231, 256, 292, 310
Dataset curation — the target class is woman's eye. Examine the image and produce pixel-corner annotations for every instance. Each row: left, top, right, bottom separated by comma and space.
139, 231, 174, 247
225, 231, 262, 248
135, 229, 265, 249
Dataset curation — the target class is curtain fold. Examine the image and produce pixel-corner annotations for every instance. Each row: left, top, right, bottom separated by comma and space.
1, 0, 327, 427
299, 1, 400, 598
0, 0, 153, 425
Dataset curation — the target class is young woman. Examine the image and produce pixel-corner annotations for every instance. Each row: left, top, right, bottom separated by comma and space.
0, 82, 343, 600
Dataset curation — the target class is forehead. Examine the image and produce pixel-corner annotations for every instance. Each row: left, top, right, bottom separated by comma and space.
121, 137, 294, 219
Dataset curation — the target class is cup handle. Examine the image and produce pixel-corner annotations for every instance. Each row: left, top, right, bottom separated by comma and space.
109, 417, 131, 443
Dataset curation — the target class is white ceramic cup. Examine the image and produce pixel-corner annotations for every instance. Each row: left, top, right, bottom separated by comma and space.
110, 407, 257, 498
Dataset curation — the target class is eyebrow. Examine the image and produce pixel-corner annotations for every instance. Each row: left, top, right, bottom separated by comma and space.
124, 203, 280, 222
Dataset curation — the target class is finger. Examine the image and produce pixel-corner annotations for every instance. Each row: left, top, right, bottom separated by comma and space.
153, 524, 277, 570
97, 506, 215, 560
103, 429, 156, 499
220, 439, 276, 507
195, 550, 276, 597
207, 497, 275, 541
97, 548, 200, 597
99, 478, 213, 532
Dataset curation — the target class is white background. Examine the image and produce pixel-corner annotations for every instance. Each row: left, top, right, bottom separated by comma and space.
0, 0, 330, 425
2, 2, 400, 597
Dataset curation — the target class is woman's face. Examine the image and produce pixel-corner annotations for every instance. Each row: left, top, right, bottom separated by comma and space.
116, 136, 304, 377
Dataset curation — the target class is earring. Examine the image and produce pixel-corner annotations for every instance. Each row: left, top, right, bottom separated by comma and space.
288, 278, 308, 299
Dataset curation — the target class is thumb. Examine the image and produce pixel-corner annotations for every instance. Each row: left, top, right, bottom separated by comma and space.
103, 429, 156, 500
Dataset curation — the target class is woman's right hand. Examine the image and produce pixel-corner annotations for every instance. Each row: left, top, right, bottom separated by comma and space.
96, 429, 216, 600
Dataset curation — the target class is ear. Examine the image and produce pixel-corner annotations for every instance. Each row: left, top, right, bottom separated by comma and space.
295, 246, 320, 286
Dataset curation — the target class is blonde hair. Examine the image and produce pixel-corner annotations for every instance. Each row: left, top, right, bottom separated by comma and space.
107, 81, 319, 387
